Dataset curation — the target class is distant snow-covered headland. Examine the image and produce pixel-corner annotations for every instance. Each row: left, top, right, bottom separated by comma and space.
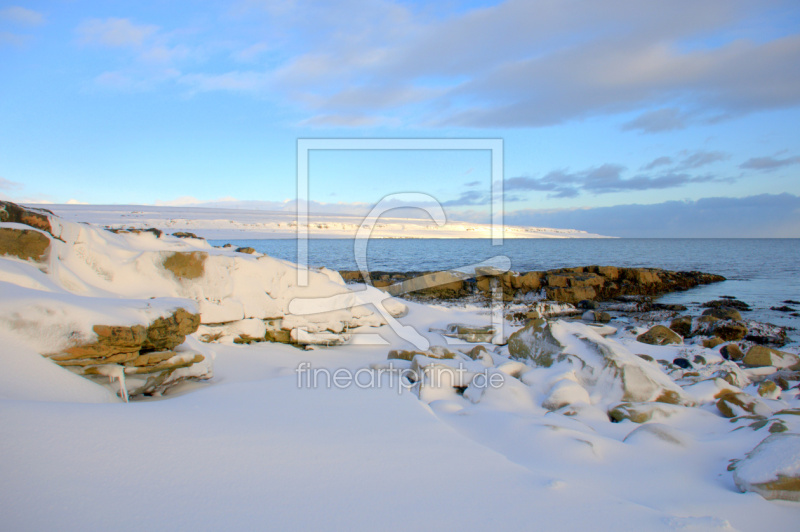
42, 204, 611, 240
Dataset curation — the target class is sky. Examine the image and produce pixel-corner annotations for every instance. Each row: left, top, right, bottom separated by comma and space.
1, 0, 800, 237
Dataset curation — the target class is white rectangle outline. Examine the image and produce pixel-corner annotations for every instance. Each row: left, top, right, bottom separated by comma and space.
296, 138, 504, 286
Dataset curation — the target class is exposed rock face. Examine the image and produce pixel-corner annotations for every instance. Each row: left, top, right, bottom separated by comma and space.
0, 201, 53, 235
162, 251, 207, 280
637, 325, 682, 346
0, 227, 50, 261
44, 308, 207, 399
733, 434, 800, 502
341, 266, 725, 302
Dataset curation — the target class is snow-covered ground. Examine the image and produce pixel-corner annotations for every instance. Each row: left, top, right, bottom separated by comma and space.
2, 203, 798, 530
2, 302, 799, 530
42, 203, 610, 239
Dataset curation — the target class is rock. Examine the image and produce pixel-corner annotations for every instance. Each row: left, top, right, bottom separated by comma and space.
388, 348, 455, 361
720, 344, 744, 361
702, 299, 750, 311
703, 337, 724, 348
693, 355, 706, 365
758, 381, 780, 399
582, 310, 611, 323
577, 299, 597, 310
771, 305, 795, 312
636, 325, 682, 346
235, 246, 256, 254
142, 308, 201, 351
162, 251, 207, 280
0, 227, 50, 262
669, 316, 692, 337
673, 358, 692, 369
172, 232, 202, 239
386, 270, 468, 298
545, 286, 597, 304
702, 307, 743, 321
45, 308, 206, 398
507, 319, 564, 367
0, 201, 53, 235
712, 322, 748, 341
733, 434, 800, 501
441, 323, 495, 343
716, 391, 771, 418
743, 346, 800, 368
609, 402, 685, 423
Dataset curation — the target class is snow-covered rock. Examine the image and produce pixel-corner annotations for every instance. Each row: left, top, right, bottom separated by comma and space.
733, 433, 800, 501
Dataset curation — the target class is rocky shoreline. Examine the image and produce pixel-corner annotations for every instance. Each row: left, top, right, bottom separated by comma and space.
340, 265, 726, 303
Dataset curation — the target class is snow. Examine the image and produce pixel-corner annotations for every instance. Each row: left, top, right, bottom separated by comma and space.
1, 206, 799, 530
42, 203, 613, 239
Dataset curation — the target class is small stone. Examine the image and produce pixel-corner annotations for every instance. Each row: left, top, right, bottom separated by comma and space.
720, 344, 744, 361
757, 381, 780, 399
673, 357, 692, 369
703, 337, 724, 348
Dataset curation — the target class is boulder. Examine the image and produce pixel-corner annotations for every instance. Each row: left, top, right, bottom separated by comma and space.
669, 316, 692, 337
545, 286, 597, 304
507, 319, 564, 367
733, 434, 800, 501
743, 346, 800, 368
720, 344, 744, 361
636, 325, 682, 346
702, 307, 742, 321
712, 322, 748, 341
716, 390, 771, 418
0, 227, 50, 262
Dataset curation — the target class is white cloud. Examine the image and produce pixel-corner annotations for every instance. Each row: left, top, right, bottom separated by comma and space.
78, 18, 158, 48
0, 177, 22, 190
0, 6, 44, 26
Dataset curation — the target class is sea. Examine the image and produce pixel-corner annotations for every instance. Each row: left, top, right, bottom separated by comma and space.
210, 238, 800, 342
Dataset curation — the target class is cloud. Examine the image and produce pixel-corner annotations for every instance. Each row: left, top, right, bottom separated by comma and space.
622, 108, 691, 133
441, 190, 487, 206
740, 155, 800, 172
677, 150, 729, 170
298, 114, 386, 127
251, 0, 800, 129
0, 6, 44, 26
642, 156, 673, 170
0, 177, 22, 190
77, 18, 158, 48
503, 193, 800, 237
504, 157, 732, 198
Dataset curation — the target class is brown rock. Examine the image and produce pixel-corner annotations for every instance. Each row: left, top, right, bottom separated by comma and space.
546, 286, 597, 304
143, 308, 201, 351
702, 307, 743, 321
162, 251, 207, 280
720, 344, 745, 361
636, 325, 682, 346
0, 227, 50, 262
0, 201, 53, 235
713, 322, 748, 341
743, 346, 799, 368
669, 316, 692, 337
703, 337, 724, 348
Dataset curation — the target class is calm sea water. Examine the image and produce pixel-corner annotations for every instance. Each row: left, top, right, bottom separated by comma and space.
211, 238, 800, 337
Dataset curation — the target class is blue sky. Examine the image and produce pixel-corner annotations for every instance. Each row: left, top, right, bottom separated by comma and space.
1, 0, 800, 236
